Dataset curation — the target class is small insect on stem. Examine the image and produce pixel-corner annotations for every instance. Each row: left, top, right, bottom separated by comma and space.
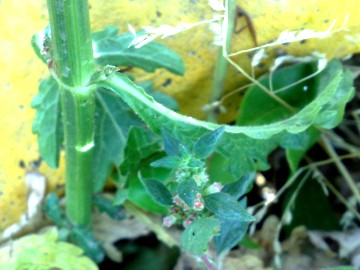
234, 6, 258, 46
41, 36, 56, 70
117, 66, 133, 73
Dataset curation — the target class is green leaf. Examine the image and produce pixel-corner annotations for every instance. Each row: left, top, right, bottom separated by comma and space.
43, 193, 68, 228
177, 178, 199, 208
113, 188, 129, 205
208, 153, 237, 184
237, 62, 318, 125
161, 128, 189, 157
71, 227, 105, 264
99, 60, 353, 179
31, 26, 51, 64
31, 77, 63, 168
214, 219, 249, 255
139, 175, 173, 206
222, 172, 255, 199
187, 157, 205, 168
193, 127, 225, 159
137, 81, 179, 111
127, 168, 168, 214
239, 235, 261, 249
150, 155, 182, 169
322, 267, 357, 270
204, 192, 255, 221
283, 174, 339, 235
120, 126, 162, 176
93, 88, 142, 192
0, 228, 99, 270
181, 217, 220, 256
93, 195, 125, 220
286, 127, 321, 173
92, 26, 185, 75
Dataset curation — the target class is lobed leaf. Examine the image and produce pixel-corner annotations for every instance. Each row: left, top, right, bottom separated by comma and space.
71, 226, 105, 264
181, 217, 220, 256
31, 77, 63, 168
93, 195, 125, 220
120, 126, 162, 176
0, 228, 99, 270
99, 60, 353, 179
93, 88, 143, 192
92, 26, 185, 75
43, 193, 68, 228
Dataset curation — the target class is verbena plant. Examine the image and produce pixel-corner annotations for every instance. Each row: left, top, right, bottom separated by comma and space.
30, 0, 354, 269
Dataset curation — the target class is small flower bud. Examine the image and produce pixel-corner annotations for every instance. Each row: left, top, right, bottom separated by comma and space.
193, 193, 204, 211
173, 194, 190, 210
205, 182, 223, 195
183, 218, 193, 227
163, 215, 177, 227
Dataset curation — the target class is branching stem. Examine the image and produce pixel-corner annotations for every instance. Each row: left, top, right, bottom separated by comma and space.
47, 0, 96, 227
321, 135, 360, 205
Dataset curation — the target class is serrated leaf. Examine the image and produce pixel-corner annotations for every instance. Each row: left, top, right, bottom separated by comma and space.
0, 228, 99, 270
150, 155, 182, 168
43, 193, 68, 228
193, 127, 225, 159
204, 192, 255, 221
139, 175, 173, 206
222, 172, 256, 199
93, 88, 142, 192
177, 178, 199, 208
181, 217, 220, 256
71, 226, 105, 264
120, 126, 162, 176
100, 59, 353, 179
31, 77, 63, 168
214, 219, 249, 255
137, 81, 179, 111
92, 26, 185, 75
93, 195, 125, 220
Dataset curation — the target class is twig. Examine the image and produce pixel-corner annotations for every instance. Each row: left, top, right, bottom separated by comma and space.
321, 135, 360, 205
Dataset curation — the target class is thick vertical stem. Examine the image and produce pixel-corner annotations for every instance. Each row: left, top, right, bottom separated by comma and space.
207, 0, 237, 123
47, 0, 96, 227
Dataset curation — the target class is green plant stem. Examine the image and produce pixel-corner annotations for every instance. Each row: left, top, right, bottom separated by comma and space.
124, 201, 178, 247
207, 0, 237, 123
47, 0, 96, 227
321, 135, 360, 205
